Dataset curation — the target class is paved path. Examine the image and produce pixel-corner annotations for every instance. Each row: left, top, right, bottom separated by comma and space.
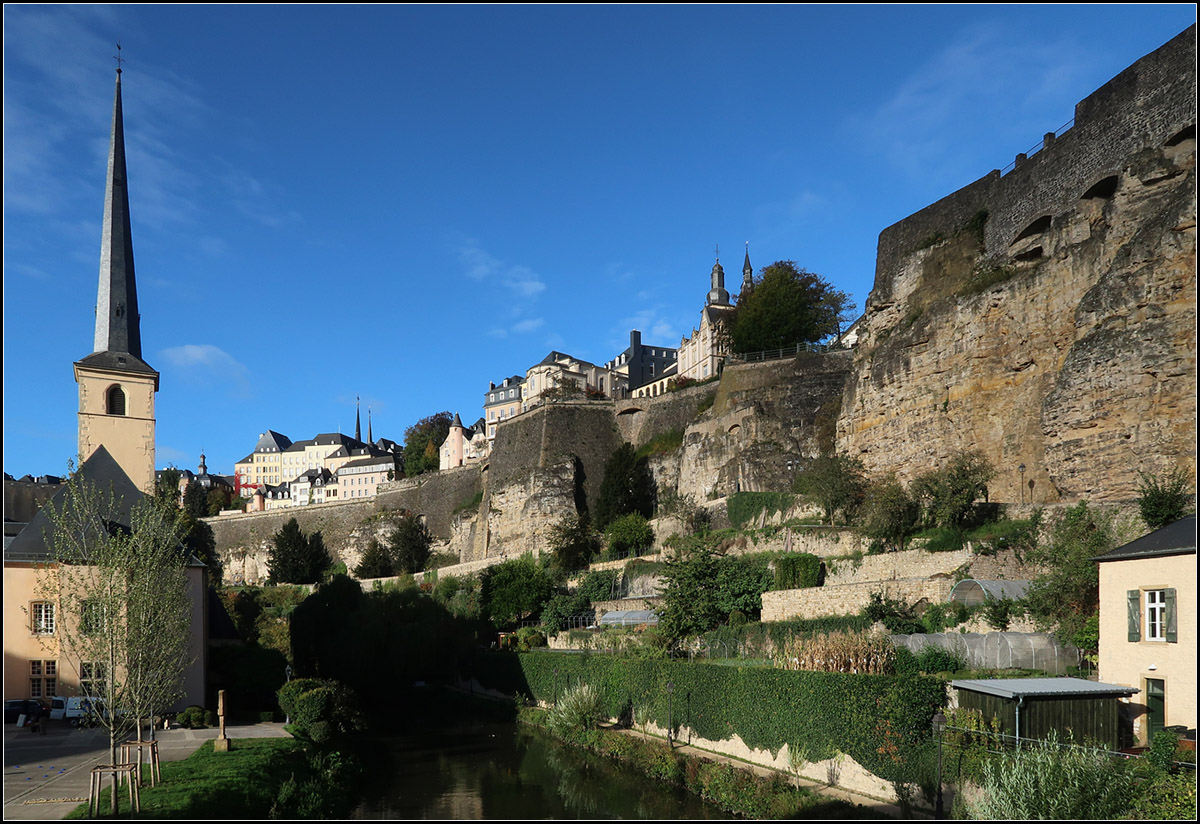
3, 720, 291, 820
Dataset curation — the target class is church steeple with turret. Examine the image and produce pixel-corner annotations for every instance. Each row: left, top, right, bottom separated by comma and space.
73, 58, 159, 494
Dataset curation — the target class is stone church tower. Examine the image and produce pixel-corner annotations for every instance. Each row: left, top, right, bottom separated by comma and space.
73, 67, 158, 493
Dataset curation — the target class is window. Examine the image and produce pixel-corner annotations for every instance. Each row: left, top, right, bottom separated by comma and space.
1146, 589, 1167, 641
30, 660, 56, 699
106, 385, 126, 416
81, 600, 106, 635
79, 662, 107, 698
32, 601, 55, 635
1128, 588, 1177, 643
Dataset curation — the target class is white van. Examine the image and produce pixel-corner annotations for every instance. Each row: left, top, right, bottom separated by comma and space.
48, 696, 102, 726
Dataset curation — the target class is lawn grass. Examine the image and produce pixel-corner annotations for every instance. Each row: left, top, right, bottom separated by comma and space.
65, 738, 306, 819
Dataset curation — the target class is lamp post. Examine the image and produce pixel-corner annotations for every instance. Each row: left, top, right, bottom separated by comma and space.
284, 664, 293, 725
1018, 464, 1026, 505
666, 682, 674, 747
932, 712, 947, 819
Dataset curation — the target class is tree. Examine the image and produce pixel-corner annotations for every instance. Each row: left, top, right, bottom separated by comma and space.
479, 554, 555, 627
182, 480, 207, 520
910, 450, 994, 532
603, 512, 655, 558
268, 518, 331, 584
403, 411, 454, 478
388, 512, 432, 574
594, 443, 655, 530
155, 467, 182, 507
353, 538, 394, 579
1023, 502, 1115, 654
38, 476, 193, 812
206, 486, 231, 516
658, 541, 723, 642
794, 453, 868, 526
1137, 468, 1192, 530
860, 474, 919, 551
547, 513, 602, 575
730, 261, 853, 353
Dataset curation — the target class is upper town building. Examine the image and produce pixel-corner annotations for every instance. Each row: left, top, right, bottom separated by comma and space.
4, 66, 206, 709
439, 413, 489, 470
674, 248, 752, 385
604, 330, 678, 398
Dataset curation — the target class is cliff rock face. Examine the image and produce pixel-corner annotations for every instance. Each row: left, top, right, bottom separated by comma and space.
839, 135, 1195, 502
838, 28, 1196, 502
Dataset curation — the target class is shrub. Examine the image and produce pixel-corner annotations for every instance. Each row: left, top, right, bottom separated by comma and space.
958, 731, 1137, 819
604, 513, 655, 559
548, 682, 606, 736
203, 709, 218, 727
177, 705, 207, 729
515, 626, 547, 652
773, 553, 822, 590
277, 677, 326, 721
1137, 468, 1192, 530
292, 681, 366, 745
727, 491, 794, 530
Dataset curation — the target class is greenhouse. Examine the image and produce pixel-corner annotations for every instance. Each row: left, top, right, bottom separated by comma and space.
947, 579, 1030, 605
891, 631, 1081, 674
597, 609, 659, 627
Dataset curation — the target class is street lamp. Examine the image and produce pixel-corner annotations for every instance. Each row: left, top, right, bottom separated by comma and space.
1018, 464, 1026, 505
284, 665, 293, 725
932, 712, 947, 819
666, 681, 674, 747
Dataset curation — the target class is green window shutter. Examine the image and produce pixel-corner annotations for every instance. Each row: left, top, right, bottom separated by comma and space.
1127, 590, 1141, 642
1165, 588, 1177, 643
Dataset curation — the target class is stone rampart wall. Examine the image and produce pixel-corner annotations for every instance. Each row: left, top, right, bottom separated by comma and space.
762, 579, 954, 622
872, 25, 1195, 294
614, 382, 717, 447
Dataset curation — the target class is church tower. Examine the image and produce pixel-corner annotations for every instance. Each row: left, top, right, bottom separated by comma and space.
73, 64, 159, 494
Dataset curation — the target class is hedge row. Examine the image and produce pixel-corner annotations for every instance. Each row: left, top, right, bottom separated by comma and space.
475, 651, 945, 784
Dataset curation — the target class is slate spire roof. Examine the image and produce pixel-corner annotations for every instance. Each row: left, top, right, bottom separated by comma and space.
76, 67, 157, 380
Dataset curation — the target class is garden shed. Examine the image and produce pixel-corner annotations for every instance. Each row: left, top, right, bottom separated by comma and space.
951, 677, 1138, 749
948, 579, 1030, 605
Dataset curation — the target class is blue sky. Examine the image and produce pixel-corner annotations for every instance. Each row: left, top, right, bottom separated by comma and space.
4, 4, 1195, 480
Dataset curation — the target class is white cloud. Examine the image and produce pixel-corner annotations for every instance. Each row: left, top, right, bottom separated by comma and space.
159, 344, 252, 399
456, 238, 547, 298
513, 318, 545, 333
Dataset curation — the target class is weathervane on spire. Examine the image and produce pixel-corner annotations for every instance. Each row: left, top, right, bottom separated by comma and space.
114, 42, 125, 74
715, 243, 720, 262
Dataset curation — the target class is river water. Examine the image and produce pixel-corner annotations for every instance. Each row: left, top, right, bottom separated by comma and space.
351, 718, 726, 819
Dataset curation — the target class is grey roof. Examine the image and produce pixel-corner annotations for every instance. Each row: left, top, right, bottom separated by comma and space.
1094, 514, 1196, 562
951, 677, 1139, 699
90, 70, 145, 363
337, 454, 395, 471
284, 439, 314, 453
5, 446, 143, 562
254, 430, 293, 453
949, 579, 1031, 601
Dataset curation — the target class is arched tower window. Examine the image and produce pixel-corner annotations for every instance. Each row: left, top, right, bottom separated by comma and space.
106, 385, 126, 416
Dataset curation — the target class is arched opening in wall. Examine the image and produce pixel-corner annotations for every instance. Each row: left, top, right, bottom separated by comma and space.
1014, 246, 1044, 262
617, 407, 643, 418
1011, 215, 1052, 244
1165, 124, 1195, 146
106, 385, 126, 416
727, 423, 741, 435
1080, 175, 1119, 201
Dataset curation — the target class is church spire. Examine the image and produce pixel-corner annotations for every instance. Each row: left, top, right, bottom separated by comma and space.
741, 241, 754, 296
93, 57, 143, 360
368, 407, 373, 444
355, 395, 362, 442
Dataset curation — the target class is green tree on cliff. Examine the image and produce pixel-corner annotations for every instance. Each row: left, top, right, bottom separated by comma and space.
731, 261, 853, 353
403, 411, 454, 477
594, 443, 655, 530
268, 518, 331, 584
